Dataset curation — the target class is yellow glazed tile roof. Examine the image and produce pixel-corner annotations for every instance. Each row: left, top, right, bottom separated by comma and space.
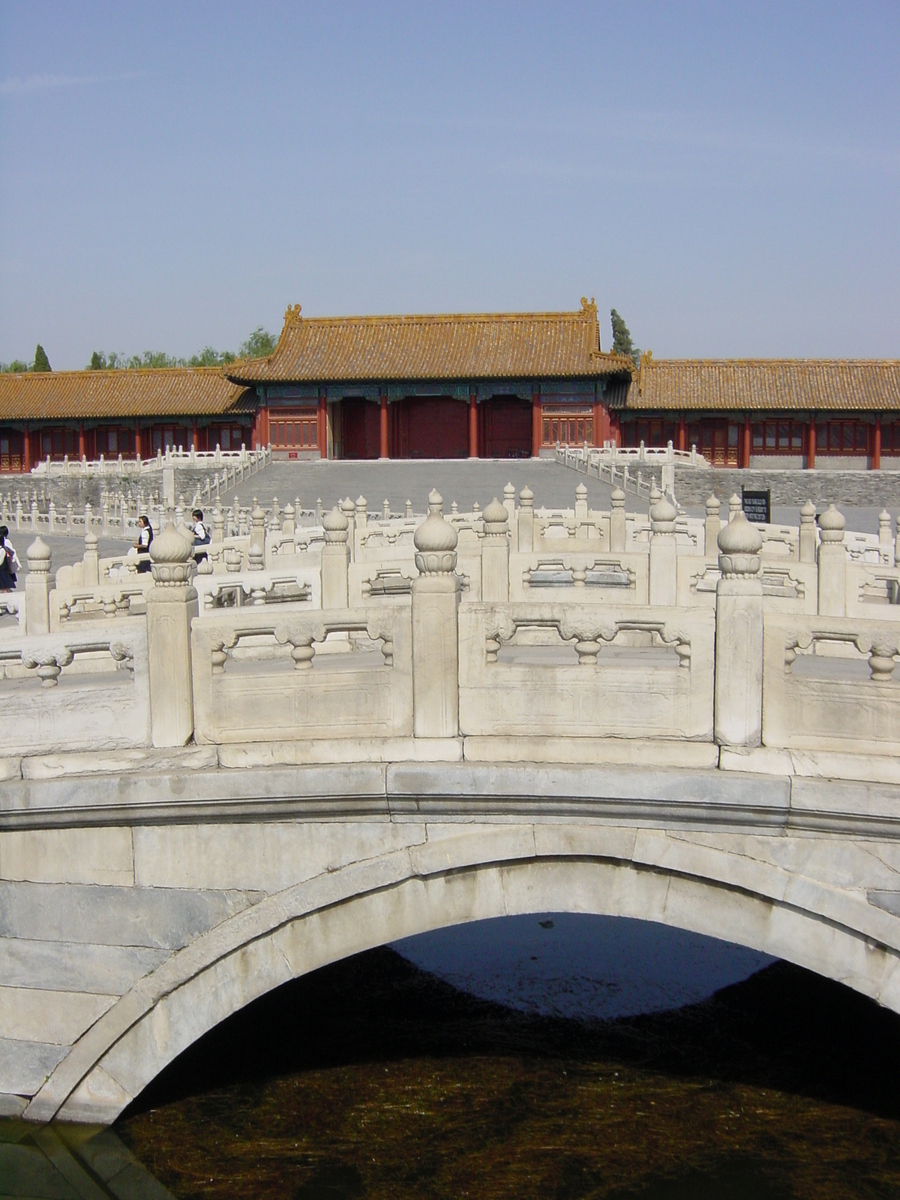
627, 355, 900, 412
227, 299, 633, 383
0, 367, 255, 422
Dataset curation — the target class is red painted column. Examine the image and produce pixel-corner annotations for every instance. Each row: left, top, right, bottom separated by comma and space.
318, 391, 327, 459
78, 423, 86, 460
742, 417, 751, 468
531, 387, 542, 458
807, 419, 816, 469
678, 414, 686, 453
873, 416, 882, 470
379, 394, 389, 459
134, 425, 142, 458
468, 392, 478, 458
23, 427, 31, 472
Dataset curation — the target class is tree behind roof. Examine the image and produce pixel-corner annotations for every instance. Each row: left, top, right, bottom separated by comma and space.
610, 310, 640, 368
33, 344, 52, 372
239, 327, 276, 359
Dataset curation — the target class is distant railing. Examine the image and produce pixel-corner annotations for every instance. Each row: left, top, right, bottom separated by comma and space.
30, 445, 271, 477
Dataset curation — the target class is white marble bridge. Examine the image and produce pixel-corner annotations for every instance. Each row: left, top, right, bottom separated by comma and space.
1, 484, 899, 1124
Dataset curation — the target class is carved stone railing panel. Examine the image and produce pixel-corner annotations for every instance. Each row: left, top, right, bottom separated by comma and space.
458, 602, 713, 741
763, 613, 900, 754
0, 622, 149, 753
191, 605, 412, 744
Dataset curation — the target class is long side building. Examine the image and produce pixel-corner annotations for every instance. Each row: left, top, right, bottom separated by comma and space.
1, 299, 898, 471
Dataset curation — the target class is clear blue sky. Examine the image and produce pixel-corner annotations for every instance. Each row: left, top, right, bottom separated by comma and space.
1, 1, 897, 368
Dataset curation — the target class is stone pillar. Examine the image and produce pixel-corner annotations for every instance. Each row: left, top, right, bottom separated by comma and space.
817, 504, 846, 617
574, 483, 588, 535
83, 531, 100, 587
609, 487, 626, 552
411, 491, 460, 739
502, 481, 516, 522
878, 508, 892, 555
25, 538, 52, 635
799, 499, 817, 564
704, 494, 721, 557
147, 523, 197, 747
481, 498, 509, 602
340, 497, 356, 561
648, 496, 677, 606
715, 513, 763, 748
517, 486, 534, 553
322, 506, 350, 609
211, 506, 224, 544
248, 504, 266, 572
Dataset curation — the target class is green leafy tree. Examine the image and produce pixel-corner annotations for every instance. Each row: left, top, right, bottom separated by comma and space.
238, 327, 276, 360
610, 309, 640, 368
88, 351, 107, 370
0, 359, 31, 373
33, 344, 52, 372
188, 346, 237, 367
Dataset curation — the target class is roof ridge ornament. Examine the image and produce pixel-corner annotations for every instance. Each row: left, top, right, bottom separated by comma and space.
284, 304, 302, 323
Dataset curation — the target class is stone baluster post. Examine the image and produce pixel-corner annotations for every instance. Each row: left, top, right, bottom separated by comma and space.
799, 500, 817, 564
728, 493, 741, 523
411, 490, 460, 739
66, 502, 74, 532
83, 531, 100, 587
382, 499, 391, 520
817, 504, 846, 616
715, 513, 764, 748
48, 500, 56, 534
248, 504, 266, 572
405, 500, 413, 518
704, 494, 721, 557
147, 523, 197, 747
283, 503, 295, 537
341, 497, 356, 560
648, 495, 678, 606
30, 497, 38, 533
574, 482, 589, 537
322, 507, 350, 609
609, 487, 626, 553
25, 538, 52, 635
517, 486, 534, 553
878, 509, 893, 563
211, 506, 224, 544
481, 498, 510, 602
503, 482, 516, 524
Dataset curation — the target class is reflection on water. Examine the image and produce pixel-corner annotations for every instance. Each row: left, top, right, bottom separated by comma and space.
391, 913, 774, 1019
4, 915, 900, 1198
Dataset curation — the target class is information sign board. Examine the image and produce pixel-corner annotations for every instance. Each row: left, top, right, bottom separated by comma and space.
742, 488, 771, 524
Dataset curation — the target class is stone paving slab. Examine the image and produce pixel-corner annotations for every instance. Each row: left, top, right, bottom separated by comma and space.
223, 459, 628, 516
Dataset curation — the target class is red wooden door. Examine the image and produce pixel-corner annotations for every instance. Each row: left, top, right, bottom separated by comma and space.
342, 400, 380, 459
484, 398, 531, 458
405, 398, 467, 458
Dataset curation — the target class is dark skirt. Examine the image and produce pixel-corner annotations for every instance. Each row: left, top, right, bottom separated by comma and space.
0, 559, 16, 591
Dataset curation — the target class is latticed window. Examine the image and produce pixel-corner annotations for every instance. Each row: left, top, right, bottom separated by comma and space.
271, 411, 318, 449
542, 410, 593, 446
818, 420, 870, 453
751, 420, 806, 452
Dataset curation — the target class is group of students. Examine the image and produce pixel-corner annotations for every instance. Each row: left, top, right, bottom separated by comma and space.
134, 509, 210, 571
0, 526, 20, 592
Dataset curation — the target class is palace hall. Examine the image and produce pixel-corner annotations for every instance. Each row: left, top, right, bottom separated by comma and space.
1, 297, 899, 472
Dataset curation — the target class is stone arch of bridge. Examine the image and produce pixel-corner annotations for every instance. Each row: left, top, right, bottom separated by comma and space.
27, 827, 900, 1124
